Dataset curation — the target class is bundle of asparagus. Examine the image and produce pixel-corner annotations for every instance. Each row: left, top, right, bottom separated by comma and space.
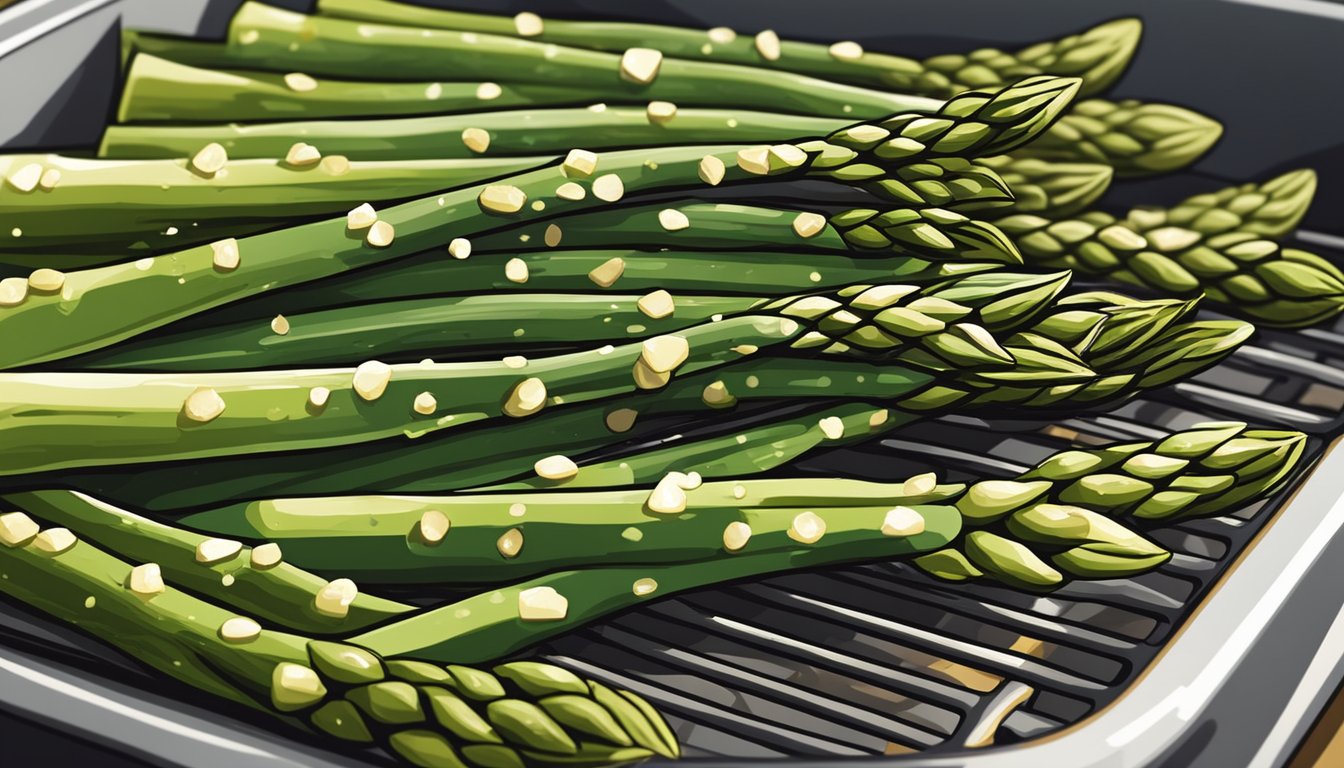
0, 2, 1332, 766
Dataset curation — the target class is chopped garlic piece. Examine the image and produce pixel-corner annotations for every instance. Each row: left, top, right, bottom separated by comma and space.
183, 387, 226, 423
588, 256, 626, 287
881, 506, 926, 537
605, 408, 638, 432
698, 155, 726, 185
476, 82, 503, 100
619, 47, 664, 84
191, 143, 228, 175
38, 168, 61, 190
647, 474, 688, 514
346, 203, 377, 230
792, 211, 827, 238
788, 511, 826, 544
562, 148, 598, 177
736, 146, 771, 175
640, 335, 690, 373
503, 377, 547, 417
818, 416, 845, 440
448, 237, 472, 259
250, 542, 283, 568
702, 380, 735, 407
418, 510, 450, 544
366, 220, 395, 247
285, 142, 321, 166
196, 538, 242, 564
556, 181, 585, 200
461, 127, 490, 153
902, 472, 938, 496
632, 359, 671, 390
314, 578, 358, 618
308, 387, 330, 409
283, 72, 318, 92
128, 563, 165, 595
6, 162, 42, 192
544, 223, 563, 247
514, 11, 544, 36
271, 314, 290, 335
518, 586, 567, 620
33, 528, 77, 554
505, 257, 530, 283
413, 391, 437, 415
479, 185, 527, 213
497, 528, 524, 558
27, 268, 64, 292
425, 82, 443, 99
352, 360, 393, 401
0, 276, 27, 307
637, 289, 675, 319
320, 154, 350, 175
723, 521, 752, 552
707, 26, 736, 43
646, 100, 677, 124
632, 578, 658, 597
657, 208, 690, 231
210, 238, 240, 270
754, 30, 781, 60
534, 454, 578, 480
220, 617, 261, 642
503, 355, 528, 369
592, 173, 624, 202
828, 41, 864, 61
0, 512, 40, 547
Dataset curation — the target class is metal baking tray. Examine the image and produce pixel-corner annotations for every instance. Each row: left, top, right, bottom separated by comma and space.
3, 1, 1344, 766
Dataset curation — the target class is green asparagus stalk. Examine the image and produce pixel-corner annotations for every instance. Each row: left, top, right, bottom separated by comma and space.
126, 3, 946, 120
995, 169, 1344, 326
1013, 98, 1224, 175
0, 269, 1084, 475
0, 78, 1077, 369
0, 152, 542, 255
0, 520, 679, 766
318, 0, 1140, 99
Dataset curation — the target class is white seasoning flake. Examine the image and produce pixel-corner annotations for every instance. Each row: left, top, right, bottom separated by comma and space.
754, 29, 782, 61
497, 528, 524, 558
723, 521, 752, 552
592, 173, 624, 202
479, 184, 528, 213
881, 506, 926, 537
476, 82, 503, 100
632, 578, 658, 597
619, 47, 664, 84
283, 72, 318, 92
646, 100, 677, 124
640, 335, 690, 373
366, 220, 395, 247
518, 586, 567, 621
448, 237, 472, 259
219, 617, 262, 642
38, 168, 61, 190
588, 256, 626, 287
308, 386, 330, 409
27, 268, 64, 292
657, 208, 690, 231
285, 142, 321, 166
556, 181, 585, 200
191, 142, 228, 175
818, 416, 845, 440
828, 40, 864, 61
418, 510, 450, 544
314, 578, 358, 618
183, 387, 226, 423
563, 149, 598, 177
352, 360, 393, 401
250, 542, 283, 568
788, 511, 826, 544
698, 154, 726, 186
792, 211, 827, 238
707, 26, 736, 43
33, 528, 77, 554
534, 454, 578, 480
413, 391, 437, 415
128, 563, 165, 596
6, 162, 43, 192
196, 538, 242, 564
0, 512, 40, 547
211, 238, 240, 270
514, 11, 544, 36
544, 223, 563, 247
637, 289, 675, 319
346, 202, 378, 230
461, 127, 490, 153
505, 257, 530, 283
271, 314, 290, 335
503, 377, 548, 417
646, 474, 688, 514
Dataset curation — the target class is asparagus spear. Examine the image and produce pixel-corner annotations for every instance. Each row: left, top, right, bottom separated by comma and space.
0, 78, 1077, 369
1014, 98, 1224, 175
995, 169, 1344, 326
0, 519, 679, 766
0, 152, 543, 255
317, 0, 1140, 99
127, 3, 946, 120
